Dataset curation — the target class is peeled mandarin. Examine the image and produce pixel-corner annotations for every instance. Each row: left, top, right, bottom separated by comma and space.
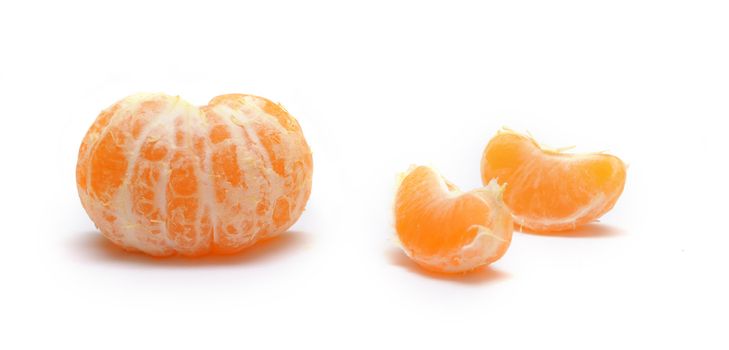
394, 165, 513, 273
76, 93, 313, 256
480, 129, 626, 232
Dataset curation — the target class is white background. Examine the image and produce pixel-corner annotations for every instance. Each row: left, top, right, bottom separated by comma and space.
1, 0, 727, 349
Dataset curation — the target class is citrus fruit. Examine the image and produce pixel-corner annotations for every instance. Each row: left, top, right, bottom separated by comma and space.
76, 93, 313, 256
394, 165, 513, 273
480, 129, 626, 232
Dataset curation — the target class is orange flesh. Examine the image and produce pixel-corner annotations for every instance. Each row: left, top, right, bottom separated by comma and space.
480, 130, 626, 232
395, 166, 513, 273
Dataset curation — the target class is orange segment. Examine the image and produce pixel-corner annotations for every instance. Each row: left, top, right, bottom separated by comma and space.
88, 128, 127, 203
212, 143, 245, 189
394, 166, 513, 273
480, 129, 626, 232
76, 102, 122, 192
166, 150, 204, 254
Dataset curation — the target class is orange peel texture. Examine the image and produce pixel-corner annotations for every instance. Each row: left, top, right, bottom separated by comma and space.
394, 166, 513, 273
480, 129, 626, 232
76, 93, 313, 256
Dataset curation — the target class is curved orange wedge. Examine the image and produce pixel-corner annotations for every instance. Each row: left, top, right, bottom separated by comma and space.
480, 129, 626, 232
394, 166, 513, 273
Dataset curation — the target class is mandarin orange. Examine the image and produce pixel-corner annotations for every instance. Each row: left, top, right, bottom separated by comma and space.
76, 93, 313, 256
394, 166, 513, 273
480, 129, 625, 232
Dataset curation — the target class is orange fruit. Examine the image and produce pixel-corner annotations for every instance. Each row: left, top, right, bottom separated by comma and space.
480, 129, 626, 232
76, 93, 313, 256
394, 166, 513, 273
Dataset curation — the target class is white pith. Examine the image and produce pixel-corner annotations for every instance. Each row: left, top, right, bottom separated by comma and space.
514, 193, 607, 230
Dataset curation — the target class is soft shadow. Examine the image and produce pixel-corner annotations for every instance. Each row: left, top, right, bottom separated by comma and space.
71, 230, 310, 267
519, 223, 625, 238
386, 248, 509, 285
